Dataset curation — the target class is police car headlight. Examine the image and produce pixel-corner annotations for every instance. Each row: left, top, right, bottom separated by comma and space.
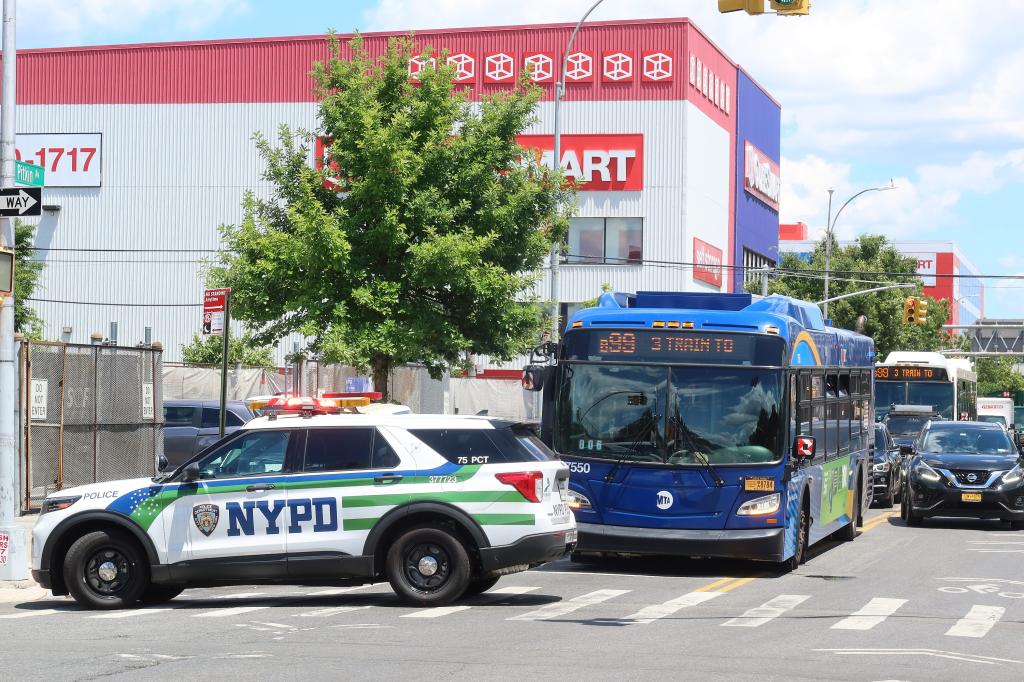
873, 462, 890, 473
41, 495, 81, 515
566, 490, 592, 511
736, 493, 781, 516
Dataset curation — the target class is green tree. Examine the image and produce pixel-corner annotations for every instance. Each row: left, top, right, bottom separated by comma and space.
13, 220, 45, 338
180, 331, 276, 368
755, 235, 950, 359
210, 35, 571, 399
976, 357, 1024, 398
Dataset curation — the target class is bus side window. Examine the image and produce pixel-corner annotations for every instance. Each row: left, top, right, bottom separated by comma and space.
790, 374, 798, 446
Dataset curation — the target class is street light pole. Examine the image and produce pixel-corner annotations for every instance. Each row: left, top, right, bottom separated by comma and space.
549, 0, 604, 342
821, 181, 895, 321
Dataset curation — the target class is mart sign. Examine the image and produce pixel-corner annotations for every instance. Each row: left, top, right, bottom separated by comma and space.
516, 134, 644, 191
744, 141, 781, 211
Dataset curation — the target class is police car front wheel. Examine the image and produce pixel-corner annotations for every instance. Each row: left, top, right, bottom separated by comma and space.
63, 530, 149, 610
386, 526, 471, 606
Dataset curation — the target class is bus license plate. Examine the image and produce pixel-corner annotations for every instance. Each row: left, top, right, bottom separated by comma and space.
962, 492, 982, 503
745, 478, 775, 492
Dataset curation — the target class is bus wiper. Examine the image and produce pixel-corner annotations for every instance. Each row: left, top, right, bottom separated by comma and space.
671, 414, 725, 487
604, 409, 659, 483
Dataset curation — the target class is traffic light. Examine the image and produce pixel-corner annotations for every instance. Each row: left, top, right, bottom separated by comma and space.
770, 0, 811, 15
903, 296, 917, 324
719, 0, 765, 14
914, 298, 929, 325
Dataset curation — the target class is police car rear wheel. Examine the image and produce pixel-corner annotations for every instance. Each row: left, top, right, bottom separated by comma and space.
386, 526, 471, 606
63, 530, 148, 610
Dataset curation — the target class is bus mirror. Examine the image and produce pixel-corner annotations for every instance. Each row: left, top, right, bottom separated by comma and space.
793, 436, 816, 461
522, 365, 548, 392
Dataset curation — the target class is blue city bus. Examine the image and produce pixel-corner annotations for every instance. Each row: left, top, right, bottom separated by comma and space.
524, 291, 875, 569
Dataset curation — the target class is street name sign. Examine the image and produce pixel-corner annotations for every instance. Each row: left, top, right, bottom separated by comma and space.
14, 160, 44, 187
0, 187, 41, 217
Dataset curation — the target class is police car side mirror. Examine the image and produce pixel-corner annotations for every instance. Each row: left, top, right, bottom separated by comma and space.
183, 463, 201, 483
157, 455, 169, 472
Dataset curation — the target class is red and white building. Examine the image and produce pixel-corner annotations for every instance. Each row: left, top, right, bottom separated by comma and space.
12, 19, 780, 363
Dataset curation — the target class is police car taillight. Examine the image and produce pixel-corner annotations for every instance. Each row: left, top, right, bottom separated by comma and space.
495, 471, 543, 503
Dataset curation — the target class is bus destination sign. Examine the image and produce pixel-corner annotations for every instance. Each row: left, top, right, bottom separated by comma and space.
875, 365, 949, 382
564, 330, 784, 365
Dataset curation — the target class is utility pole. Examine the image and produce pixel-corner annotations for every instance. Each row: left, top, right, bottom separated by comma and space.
0, 0, 27, 581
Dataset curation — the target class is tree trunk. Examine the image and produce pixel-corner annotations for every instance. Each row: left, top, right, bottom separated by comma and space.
371, 352, 391, 403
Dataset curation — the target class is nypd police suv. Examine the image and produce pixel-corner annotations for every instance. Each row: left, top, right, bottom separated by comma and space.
31, 398, 576, 609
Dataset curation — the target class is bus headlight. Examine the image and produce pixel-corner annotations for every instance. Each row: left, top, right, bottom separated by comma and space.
736, 493, 781, 516
566, 490, 592, 511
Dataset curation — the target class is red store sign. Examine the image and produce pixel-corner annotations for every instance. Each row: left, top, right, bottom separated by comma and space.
693, 237, 724, 288
516, 134, 644, 191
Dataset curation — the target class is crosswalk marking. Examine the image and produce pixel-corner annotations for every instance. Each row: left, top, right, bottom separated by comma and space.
831, 598, 907, 631
193, 605, 271, 619
945, 605, 1004, 638
296, 605, 373, 618
625, 591, 722, 625
91, 606, 178, 619
215, 592, 269, 600
0, 609, 59, 619
722, 594, 810, 628
306, 586, 374, 597
508, 589, 630, 622
402, 605, 471, 619
487, 586, 541, 597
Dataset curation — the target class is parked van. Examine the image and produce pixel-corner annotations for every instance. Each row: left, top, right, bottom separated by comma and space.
977, 397, 1015, 431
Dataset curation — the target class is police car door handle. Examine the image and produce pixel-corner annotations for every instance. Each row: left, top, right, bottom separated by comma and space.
246, 483, 276, 492
374, 474, 403, 485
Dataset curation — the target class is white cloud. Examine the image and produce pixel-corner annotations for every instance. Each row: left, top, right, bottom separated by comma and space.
21, 0, 250, 48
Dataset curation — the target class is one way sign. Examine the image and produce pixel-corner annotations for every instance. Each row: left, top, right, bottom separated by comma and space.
0, 187, 41, 217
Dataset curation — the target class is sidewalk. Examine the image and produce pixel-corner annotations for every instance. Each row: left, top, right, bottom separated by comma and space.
0, 513, 47, 602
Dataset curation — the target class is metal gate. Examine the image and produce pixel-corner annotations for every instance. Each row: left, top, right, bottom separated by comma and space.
21, 341, 164, 512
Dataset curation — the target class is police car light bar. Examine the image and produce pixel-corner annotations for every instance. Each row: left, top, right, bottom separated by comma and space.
263, 396, 342, 419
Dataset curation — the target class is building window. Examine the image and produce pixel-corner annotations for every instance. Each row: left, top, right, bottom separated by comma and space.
566, 217, 642, 264
743, 247, 776, 285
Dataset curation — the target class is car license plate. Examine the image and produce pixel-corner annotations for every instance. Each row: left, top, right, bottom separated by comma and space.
551, 503, 570, 523
745, 477, 775, 492
962, 492, 982, 503
564, 528, 578, 544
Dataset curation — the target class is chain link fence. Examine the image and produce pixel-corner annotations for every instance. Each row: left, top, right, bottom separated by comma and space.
21, 341, 163, 512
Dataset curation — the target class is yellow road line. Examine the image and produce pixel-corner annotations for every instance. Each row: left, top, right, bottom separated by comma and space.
695, 577, 742, 593
860, 511, 898, 533
716, 576, 761, 593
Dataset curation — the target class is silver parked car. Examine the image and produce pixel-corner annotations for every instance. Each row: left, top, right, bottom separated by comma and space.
162, 399, 254, 468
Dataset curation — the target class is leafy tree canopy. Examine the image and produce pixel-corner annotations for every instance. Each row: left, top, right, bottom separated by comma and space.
756, 235, 952, 359
976, 357, 1024, 398
180, 331, 276, 368
210, 35, 571, 399
14, 220, 45, 339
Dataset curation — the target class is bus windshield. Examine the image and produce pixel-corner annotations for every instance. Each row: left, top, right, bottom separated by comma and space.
555, 363, 784, 465
875, 381, 954, 420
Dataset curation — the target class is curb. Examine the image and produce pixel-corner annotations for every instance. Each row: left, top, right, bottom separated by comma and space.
0, 582, 48, 604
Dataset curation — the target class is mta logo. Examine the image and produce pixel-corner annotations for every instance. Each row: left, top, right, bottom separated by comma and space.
226, 497, 338, 537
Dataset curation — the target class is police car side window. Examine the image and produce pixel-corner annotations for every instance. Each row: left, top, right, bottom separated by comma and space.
198, 430, 290, 479
304, 428, 374, 472
409, 429, 505, 464
372, 430, 401, 469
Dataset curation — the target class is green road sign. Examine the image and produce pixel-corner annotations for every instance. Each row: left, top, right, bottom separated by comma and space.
14, 160, 44, 187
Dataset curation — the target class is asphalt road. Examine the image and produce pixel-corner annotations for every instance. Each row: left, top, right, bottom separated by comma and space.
3, 507, 1024, 681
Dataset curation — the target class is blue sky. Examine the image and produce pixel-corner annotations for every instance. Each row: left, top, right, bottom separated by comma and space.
19, 0, 1024, 317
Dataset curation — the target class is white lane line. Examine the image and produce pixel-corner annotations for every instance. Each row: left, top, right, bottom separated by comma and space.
625, 591, 722, 625
945, 605, 1005, 638
215, 592, 269, 600
296, 605, 373, 618
193, 605, 271, 619
831, 598, 907, 631
0, 609, 60, 619
306, 586, 375, 597
488, 586, 541, 596
722, 594, 810, 628
401, 605, 471, 619
91, 607, 179, 620
508, 589, 630, 622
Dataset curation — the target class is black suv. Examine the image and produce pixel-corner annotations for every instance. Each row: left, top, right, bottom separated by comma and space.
883, 405, 941, 452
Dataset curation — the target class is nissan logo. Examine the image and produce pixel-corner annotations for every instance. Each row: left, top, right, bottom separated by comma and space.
966, 473, 978, 483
